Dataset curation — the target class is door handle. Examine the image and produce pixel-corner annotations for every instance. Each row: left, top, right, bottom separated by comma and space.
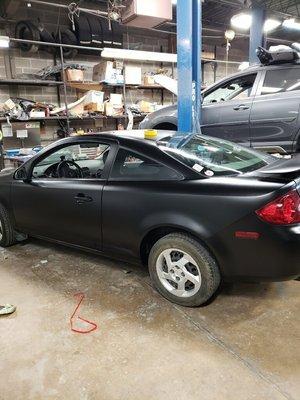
233, 104, 250, 111
74, 193, 93, 204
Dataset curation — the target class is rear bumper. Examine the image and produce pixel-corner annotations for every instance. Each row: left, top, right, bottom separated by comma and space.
209, 219, 300, 282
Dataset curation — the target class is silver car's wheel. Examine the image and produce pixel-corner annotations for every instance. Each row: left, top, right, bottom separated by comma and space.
148, 233, 221, 307
156, 248, 201, 298
0, 204, 16, 247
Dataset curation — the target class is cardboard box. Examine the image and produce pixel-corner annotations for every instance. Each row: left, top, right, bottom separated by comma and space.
93, 61, 125, 84
65, 68, 84, 82
144, 75, 156, 86
105, 102, 123, 117
84, 103, 105, 113
93, 61, 114, 82
3, 99, 16, 111
85, 90, 104, 105
138, 100, 155, 113
125, 66, 142, 85
29, 110, 46, 119
110, 93, 123, 106
114, 60, 124, 72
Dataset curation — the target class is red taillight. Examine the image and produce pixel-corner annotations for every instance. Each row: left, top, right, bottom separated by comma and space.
256, 189, 300, 225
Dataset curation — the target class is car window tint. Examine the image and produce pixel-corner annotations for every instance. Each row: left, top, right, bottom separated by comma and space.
111, 148, 181, 181
203, 74, 256, 105
260, 68, 300, 95
32, 142, 110, 179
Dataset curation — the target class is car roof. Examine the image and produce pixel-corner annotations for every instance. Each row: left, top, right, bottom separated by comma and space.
71, 130, 176, 146
202, 61, 300, 93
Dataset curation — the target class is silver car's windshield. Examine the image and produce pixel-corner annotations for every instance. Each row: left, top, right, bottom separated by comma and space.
159, 134, 272, 177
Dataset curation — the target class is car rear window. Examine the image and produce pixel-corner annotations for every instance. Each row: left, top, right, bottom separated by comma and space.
159, 134, 272, 177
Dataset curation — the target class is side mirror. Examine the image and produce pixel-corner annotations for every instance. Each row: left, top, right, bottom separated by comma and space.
14, 166, 30, 182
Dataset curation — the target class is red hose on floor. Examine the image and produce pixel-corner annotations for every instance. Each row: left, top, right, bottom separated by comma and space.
70, 293, 98, 334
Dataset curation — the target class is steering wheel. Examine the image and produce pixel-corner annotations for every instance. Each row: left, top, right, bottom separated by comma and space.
56, 160, 83, 178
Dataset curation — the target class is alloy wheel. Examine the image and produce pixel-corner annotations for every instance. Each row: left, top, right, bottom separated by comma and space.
156, 248, 202, 298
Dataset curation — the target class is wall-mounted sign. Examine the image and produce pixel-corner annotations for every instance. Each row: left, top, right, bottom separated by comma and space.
16, 129, 28, 139
1, 123, 13, 137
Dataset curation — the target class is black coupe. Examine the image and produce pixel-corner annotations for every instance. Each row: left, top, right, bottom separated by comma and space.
0, 130, 299, 307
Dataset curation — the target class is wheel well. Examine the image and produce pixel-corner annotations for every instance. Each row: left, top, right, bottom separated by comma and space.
140, 226, 201, 265
153, 123, 177, 131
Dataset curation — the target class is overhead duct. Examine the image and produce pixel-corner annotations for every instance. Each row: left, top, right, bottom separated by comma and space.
122, 0, 173, 29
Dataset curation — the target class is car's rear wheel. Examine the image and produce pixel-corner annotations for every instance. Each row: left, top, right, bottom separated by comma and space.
0, 204, 16, 247
148, 233, 221, 307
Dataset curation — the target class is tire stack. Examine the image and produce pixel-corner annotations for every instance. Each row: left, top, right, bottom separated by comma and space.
15, 16, 123, 58
74, 15, 123, 48
15, 20, 78, 59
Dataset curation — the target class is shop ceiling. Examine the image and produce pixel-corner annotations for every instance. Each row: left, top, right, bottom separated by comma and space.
2, 0, 300, 43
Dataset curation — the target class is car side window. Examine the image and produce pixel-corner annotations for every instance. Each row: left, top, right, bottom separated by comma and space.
259, 68, 300, 95
32, 142, 110, 179
110, 148, 181, 181
203, 73, 257, 105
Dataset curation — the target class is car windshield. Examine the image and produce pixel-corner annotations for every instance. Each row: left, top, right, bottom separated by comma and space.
159, 134, 272, 177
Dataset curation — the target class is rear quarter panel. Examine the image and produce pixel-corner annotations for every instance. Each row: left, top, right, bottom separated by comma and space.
102, 177, 286, 268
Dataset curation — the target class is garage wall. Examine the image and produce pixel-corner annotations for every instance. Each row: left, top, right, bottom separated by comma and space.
0, 3, 248, 144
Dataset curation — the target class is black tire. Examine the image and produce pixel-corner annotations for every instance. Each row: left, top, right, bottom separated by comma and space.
0, 204, 15, 247
87, 15, 103, 46
15, 21, 40, 53
148, 233, 221, 307
75, 14, 92, 45
153, 123, 178, 131
57, 29, 78, 59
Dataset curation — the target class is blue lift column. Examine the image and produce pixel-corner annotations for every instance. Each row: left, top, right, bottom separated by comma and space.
176, 0, 202, 135
249, 6, 266, 65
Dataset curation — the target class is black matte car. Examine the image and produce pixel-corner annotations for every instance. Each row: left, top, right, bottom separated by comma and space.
0, 130, 299, 307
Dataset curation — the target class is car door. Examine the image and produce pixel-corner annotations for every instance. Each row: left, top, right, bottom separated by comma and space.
11, 139, 115, 250
250, 65, 300, 153
201, 72, 259, 146
101, 147, 183, 260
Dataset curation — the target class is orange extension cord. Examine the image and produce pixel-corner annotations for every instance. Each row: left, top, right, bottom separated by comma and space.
70, 293, 98, 334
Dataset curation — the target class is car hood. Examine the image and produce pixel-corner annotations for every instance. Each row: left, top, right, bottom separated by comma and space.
0, 167, 16, 177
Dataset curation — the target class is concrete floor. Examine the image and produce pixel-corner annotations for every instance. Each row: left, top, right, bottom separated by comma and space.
0, 239, 299, 400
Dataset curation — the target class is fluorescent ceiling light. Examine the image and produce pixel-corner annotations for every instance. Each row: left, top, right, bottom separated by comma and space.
283, 18, 300, 30
0, 36, 9, 48
231, 13, 281, 33
101, 48, 177, 63
264, 19, 281, 33
231, 13, 252, 30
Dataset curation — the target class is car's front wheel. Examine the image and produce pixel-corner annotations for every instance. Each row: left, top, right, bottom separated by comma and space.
148, 233, 221, 307
0, 204, 16, 247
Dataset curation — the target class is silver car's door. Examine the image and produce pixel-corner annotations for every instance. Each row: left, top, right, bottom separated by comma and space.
250, 65, 300, 153
201, 72, 259, 146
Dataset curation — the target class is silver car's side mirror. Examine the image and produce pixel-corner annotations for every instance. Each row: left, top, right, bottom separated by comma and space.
14, 166, 30, 182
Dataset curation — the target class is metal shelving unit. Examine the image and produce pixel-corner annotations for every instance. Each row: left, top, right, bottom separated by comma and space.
0, 79, 64, 86
0, 114, 148, 122
0, 35, 175, 156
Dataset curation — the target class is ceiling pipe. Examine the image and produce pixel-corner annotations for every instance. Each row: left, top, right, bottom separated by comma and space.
19, 0, 293, 45
24, 0, 108, 16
